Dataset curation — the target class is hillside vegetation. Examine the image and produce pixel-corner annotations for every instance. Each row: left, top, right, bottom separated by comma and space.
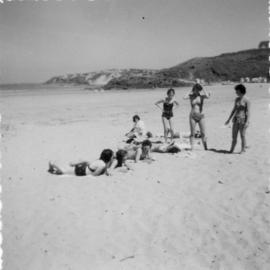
45, 48, 269, 89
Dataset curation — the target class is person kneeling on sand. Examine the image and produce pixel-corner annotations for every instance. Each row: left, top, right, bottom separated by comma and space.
48, 149, 114, 176
125, 115, 146, 142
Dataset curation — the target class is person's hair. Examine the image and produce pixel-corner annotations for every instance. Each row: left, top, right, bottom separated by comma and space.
115, 149, 127, 168
100, 149, 114, 163
235, 84, 246, 95
133, 115, 140, 122
167, 146, 180, 153
192, 83, 203, 92
167, 88, 175, 95
146, 131, 153, 138
142, 139, 152, 148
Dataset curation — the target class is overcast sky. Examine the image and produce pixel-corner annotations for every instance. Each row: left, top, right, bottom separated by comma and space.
0, 0, 267, 83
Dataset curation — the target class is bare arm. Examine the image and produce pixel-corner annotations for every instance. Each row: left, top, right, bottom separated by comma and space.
174, 100, 180, 107
90, 167, 105, 176
225, 100, 236, 124
155, 99, 164, 110
183, 89, 193, 100
109, 159, 118, 170
245, 98, 251, 126
135, 148, 142, 163
201, 88, 210, 99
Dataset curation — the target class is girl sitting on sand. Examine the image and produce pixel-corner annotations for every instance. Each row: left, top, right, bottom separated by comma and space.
183, 83, 210, 150
125, 115, 146, 140
155, 88, 179, 143
48, 149, 114, 176
225, 84, 250, 154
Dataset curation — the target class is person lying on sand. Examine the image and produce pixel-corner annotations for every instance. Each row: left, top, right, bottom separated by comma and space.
126, 132, 162, 145
225, 84, 250, 154
48, 149, 114, 176
124, 139, 155, 163
107, 149, 133, 174
151, 141, 191, 153
125, 115, 146, 141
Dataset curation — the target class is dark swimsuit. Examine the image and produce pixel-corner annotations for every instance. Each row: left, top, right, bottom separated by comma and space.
162, 102, 174, 120
74, 162, 94, 176
233, 99, 247, 125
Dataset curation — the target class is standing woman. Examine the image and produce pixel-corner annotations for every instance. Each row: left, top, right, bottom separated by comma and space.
225, 84, 250, 153
184, 83, 210, 150
155, 88, 179, 143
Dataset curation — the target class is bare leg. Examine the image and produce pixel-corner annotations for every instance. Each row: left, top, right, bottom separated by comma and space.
230, 122, 239, 153
48, 162, 64, 175
198, 118, 207, 150
152, 145, 166, 153
135, 148, 142, 162
189, 116, 196, 150
168, 118, 175, 142
162, 117, 168, 143
239, 124, 247, 153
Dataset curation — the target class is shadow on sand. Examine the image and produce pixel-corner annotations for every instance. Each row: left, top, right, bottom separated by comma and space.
208, 148, 231, 154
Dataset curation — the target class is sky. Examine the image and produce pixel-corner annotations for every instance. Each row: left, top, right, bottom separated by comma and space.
0, 0, 268, 83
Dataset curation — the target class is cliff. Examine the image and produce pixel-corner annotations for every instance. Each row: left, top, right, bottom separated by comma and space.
45, 48, 269, 89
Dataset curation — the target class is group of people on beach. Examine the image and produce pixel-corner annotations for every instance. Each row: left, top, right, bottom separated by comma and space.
48, 82, 250, 177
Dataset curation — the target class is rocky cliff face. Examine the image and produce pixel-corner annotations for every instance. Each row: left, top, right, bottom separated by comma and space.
45, 48, 269, 89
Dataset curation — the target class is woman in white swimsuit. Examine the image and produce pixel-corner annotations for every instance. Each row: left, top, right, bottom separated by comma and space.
184, 83, 210, 150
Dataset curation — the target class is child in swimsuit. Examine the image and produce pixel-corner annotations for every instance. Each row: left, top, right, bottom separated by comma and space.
183, 83, 210, 150
155, 88, 179, 143
225, 84, 250, 153
48, 149, 114, 176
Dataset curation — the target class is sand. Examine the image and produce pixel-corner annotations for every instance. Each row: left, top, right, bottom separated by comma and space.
1, 84, 270, 270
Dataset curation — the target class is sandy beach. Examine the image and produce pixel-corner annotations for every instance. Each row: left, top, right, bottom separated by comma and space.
1, 84, 270, 270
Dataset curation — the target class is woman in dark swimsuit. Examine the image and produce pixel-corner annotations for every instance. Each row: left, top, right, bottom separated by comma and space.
225, 84, 250, 153
155, 88, 179, 143
184, 83, 210, 150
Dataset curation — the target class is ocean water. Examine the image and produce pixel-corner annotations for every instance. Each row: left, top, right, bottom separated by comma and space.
0, 83, 80, 91
0, 83, 87, 97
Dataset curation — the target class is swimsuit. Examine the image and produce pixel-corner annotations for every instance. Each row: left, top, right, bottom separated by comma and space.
233, 99, 247, 125
74, 162, 98, 176
190, 95, 204, 122
74, 162, 89, 176
162, 102, 174, 119
190, 111, 205, 122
